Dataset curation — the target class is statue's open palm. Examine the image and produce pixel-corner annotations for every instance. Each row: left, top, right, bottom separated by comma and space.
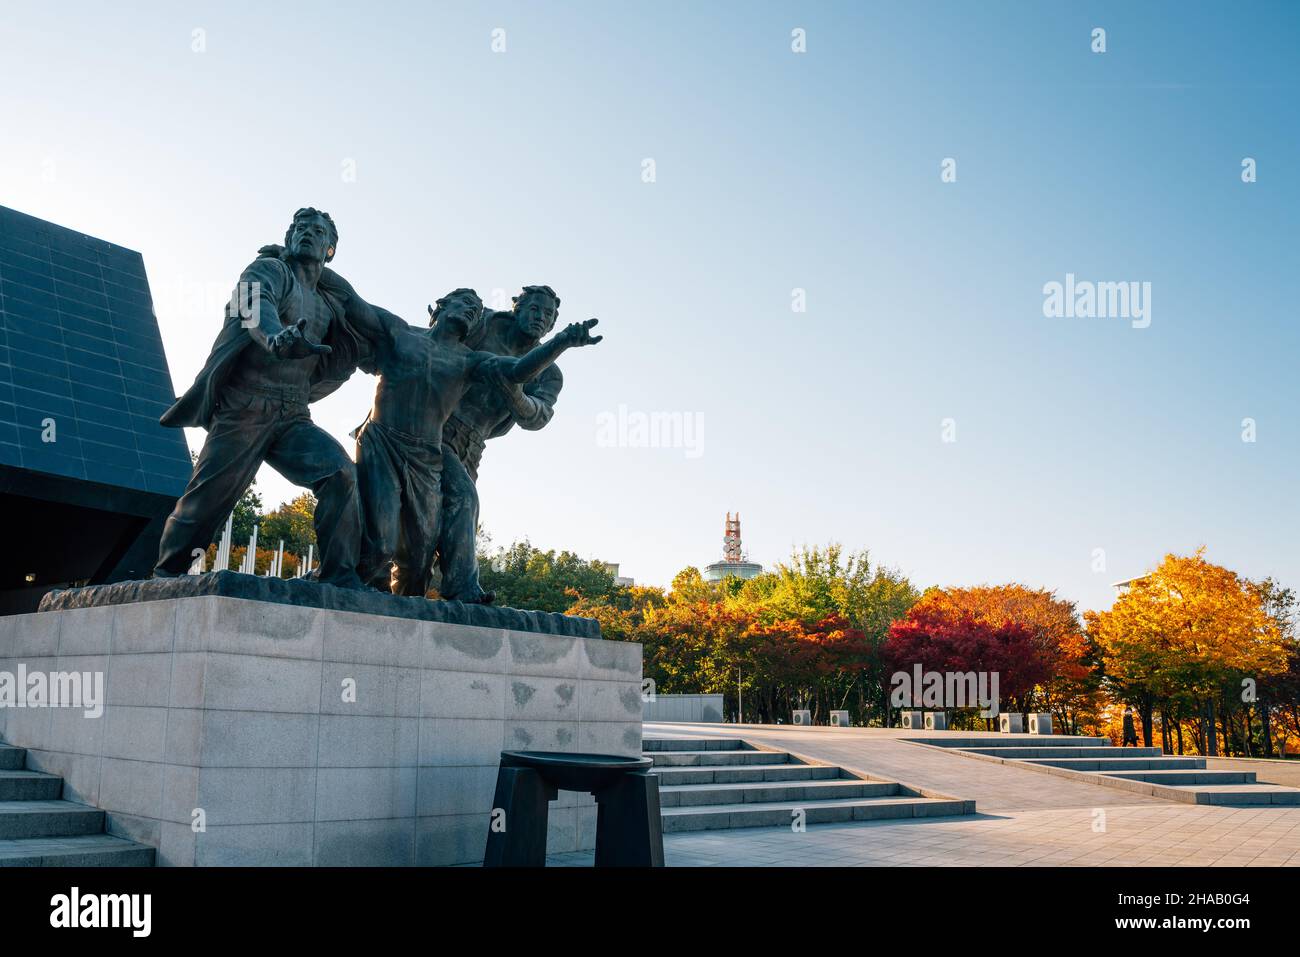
270, 318, 332, 360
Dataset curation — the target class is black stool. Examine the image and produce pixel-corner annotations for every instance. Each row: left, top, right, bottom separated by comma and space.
483, 750, 664, 867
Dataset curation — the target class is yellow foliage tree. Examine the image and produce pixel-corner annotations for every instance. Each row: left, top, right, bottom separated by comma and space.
1086, 548, 1287, 752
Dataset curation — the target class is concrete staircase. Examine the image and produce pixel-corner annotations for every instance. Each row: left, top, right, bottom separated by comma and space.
644, 737, 973, 831
910, 735, 1300, 806
0, 742, 154, 866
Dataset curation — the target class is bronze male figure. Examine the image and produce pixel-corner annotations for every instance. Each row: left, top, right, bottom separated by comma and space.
153, 208, 378, 588
352, 288, 601, 596
437, 286, 565, 603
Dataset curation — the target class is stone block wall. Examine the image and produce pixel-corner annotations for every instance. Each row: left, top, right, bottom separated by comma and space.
0, 597, 643, 865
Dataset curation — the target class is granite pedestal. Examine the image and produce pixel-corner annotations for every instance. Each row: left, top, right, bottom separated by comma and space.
0, 573, 643, 865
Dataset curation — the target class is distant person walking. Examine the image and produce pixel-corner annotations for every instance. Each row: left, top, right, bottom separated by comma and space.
1121, 707, 1139, 747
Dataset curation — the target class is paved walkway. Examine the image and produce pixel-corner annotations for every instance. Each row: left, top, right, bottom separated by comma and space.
550, 802, 1300, 866
545, 723, 1300, 867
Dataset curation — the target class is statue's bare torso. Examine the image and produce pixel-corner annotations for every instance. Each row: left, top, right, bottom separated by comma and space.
369, 326, 491, 444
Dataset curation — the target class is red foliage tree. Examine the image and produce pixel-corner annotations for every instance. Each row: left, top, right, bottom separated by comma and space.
745, 615, 875, 718
884, 604, 1051, 715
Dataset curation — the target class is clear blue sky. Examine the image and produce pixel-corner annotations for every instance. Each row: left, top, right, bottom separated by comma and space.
2, 1, 1296, 614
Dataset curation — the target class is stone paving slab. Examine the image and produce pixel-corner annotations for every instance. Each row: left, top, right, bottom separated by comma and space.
549, 803, 1300, 867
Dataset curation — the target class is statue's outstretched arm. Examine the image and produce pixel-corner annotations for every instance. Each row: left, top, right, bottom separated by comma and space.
492, 319, 602, 384
318, 267, 407, 365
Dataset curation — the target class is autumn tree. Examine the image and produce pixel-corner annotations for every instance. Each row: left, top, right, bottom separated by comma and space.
909, 585, 1096, 731
1086, 549, 1288, 753
566, 585, 667, 643
1266, 643, 1300, 758
223, 545, 304, 578
745, 614, 875, 722
1249, 577, 1298, 757
568, 544, 917, 726
744, 545, 917, 723
639, 600, 752, 704
885, 602, 1052, 727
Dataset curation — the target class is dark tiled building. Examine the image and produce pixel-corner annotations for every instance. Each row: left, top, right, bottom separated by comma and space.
0, 204, 191, 612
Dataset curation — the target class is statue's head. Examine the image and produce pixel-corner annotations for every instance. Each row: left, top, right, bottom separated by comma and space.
511, 285, 560, 341
428, 288, 484, 341
283, 208, 338, 264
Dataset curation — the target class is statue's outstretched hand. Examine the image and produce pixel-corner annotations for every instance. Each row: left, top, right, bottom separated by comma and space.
270, 318, 333, 360
560, 318, 602, 347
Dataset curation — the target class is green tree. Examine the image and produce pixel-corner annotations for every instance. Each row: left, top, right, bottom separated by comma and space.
229, 484, 263, 545
668, 566, 713, 604
475, 540, 619, 612
745, 545, 918, 724
260, 493, 317, 556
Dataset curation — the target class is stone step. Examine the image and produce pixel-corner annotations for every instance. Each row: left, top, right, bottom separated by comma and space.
948, 739, 1300, 807
963, 747, 1164, 759
1025, 757, 1206, 771
0, 833, 156, 867
1172, 785, 1300, 806
648, 737, 975, 832
0, 746, 26, 771
661, 796, 968, 832
647, 750, 792, 768
1101, 770, 1256, 785
659, 778, 898, 808
0, 770, 64, 801
913, 736, 1112, 749
642, 738, 745, 753
0, 800, 106, 840
649, 763, 843, 786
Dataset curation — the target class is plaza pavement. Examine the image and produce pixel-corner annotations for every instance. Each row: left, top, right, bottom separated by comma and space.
545, 722, 1300, 866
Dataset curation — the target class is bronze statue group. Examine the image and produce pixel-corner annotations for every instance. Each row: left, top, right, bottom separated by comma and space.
152, 207, 602, 603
